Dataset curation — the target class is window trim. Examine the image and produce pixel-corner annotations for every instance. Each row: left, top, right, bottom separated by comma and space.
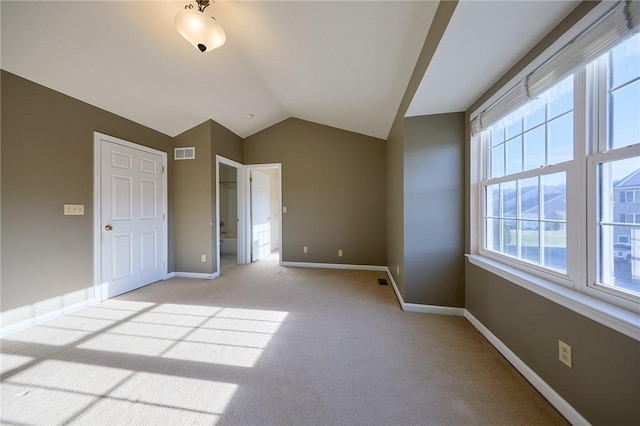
466, 254, 640, 342
468, 23, 640, 339
471, 128, 640, 335
586, 145, 640, 311
478, 75, 579, 291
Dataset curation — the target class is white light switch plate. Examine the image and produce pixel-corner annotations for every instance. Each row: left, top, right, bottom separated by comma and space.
64, 204, 84, 215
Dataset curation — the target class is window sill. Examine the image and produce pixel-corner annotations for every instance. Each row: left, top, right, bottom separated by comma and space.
465, 254, 640, 342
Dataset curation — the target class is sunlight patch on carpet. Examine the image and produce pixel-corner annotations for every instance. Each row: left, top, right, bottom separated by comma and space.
0, 354, 33, 375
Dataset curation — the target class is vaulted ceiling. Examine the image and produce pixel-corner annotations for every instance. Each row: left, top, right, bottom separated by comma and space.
0, 1, 580, 140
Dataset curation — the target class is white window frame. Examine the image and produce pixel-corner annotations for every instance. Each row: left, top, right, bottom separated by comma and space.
468, 2, 640, 342
478, 73, 583, 291
584, 53, 640, 312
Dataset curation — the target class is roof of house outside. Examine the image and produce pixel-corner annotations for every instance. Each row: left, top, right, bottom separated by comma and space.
614, 168, 640, 189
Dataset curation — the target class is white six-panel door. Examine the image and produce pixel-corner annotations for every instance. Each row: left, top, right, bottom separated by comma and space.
99, 136, 165, 299
251, 169, 272, 261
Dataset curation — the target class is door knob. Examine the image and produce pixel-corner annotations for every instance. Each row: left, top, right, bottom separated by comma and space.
104, 225, 113, 231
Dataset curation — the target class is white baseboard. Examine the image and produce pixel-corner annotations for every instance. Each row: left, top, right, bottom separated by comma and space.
1, 298, 98, 338
282, 262, 587, 422
464, 310, 589, 426
282, 263, 464, 316
165, 272, 176, 279
385, 267, 585, 422
172, 272, 218, 280
281, 261, 387, 271
384, 268, 464, 316
403, 303, 465, 316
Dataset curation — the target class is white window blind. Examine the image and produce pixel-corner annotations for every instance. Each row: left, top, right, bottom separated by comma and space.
471, 0, 640, 135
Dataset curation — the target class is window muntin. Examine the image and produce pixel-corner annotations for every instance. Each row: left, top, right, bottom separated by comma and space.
483, 173, 567, 273
489, 76, 574, 180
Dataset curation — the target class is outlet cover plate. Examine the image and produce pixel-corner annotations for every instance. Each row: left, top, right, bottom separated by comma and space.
559, 340, 572, 368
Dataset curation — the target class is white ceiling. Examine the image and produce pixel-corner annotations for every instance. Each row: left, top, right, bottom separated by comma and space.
0, 1, 436, 139
406, 0, 580, 118
1, 1, 580, 140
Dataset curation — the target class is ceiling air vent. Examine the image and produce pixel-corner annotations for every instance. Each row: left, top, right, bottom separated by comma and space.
174, 147, 196, 160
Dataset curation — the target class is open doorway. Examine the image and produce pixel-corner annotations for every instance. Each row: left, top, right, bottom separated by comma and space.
219, 163, 239, 270
215, 155, 247, 275
216, 158, 282, 275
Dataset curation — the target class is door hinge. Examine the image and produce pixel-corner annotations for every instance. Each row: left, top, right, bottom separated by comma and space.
163, 214, 165, 220
162, 165, 165, 174
250, 176, 253, 183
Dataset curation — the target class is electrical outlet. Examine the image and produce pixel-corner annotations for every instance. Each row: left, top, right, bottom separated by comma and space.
559, 340, 572, 368
283, 206, 287, 213
338, 249, 343, 257
201, 255, 206, 263
303, 246, 308, 253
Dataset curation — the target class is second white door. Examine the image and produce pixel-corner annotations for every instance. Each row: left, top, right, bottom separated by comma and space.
251, 169, 271, 261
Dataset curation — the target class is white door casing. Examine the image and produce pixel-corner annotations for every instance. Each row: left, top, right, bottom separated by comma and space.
94, 133, 167, 300
251, 169, 271, 262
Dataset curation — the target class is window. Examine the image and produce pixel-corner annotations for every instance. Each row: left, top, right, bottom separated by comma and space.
472, 2, 640, 313
592, 33, 640, 302
484, 77, 572, 274
620, 190, 640, 203
626, 191, 634, 203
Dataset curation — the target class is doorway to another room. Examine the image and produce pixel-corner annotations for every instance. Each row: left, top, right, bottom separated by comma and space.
215, 156, 282, 275
219, 163, 239, 270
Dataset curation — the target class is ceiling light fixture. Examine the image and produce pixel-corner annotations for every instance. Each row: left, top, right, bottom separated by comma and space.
175, 0, 226, 53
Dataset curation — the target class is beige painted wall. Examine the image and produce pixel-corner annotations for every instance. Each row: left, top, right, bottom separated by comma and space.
172, 121, 214, 273
1, 70, 173, 324
466, 262, 639, 423
210, 120, 243, 267
244, 118, 386, 265
464, 2, 640, 423
172, 119, 243, 274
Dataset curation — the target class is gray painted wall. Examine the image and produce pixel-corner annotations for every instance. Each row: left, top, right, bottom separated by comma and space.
386, 118, 405, 295
244, 118, 386, 266
386, 1, 458, 299
464, 2, 640, 423
1, 70, 173, 320
404, 113, 464, 307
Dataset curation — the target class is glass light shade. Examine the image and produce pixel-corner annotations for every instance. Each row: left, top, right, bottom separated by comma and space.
175, 10, 226, 53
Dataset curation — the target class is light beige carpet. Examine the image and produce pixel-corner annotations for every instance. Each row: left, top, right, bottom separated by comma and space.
0, 258, 568, 425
